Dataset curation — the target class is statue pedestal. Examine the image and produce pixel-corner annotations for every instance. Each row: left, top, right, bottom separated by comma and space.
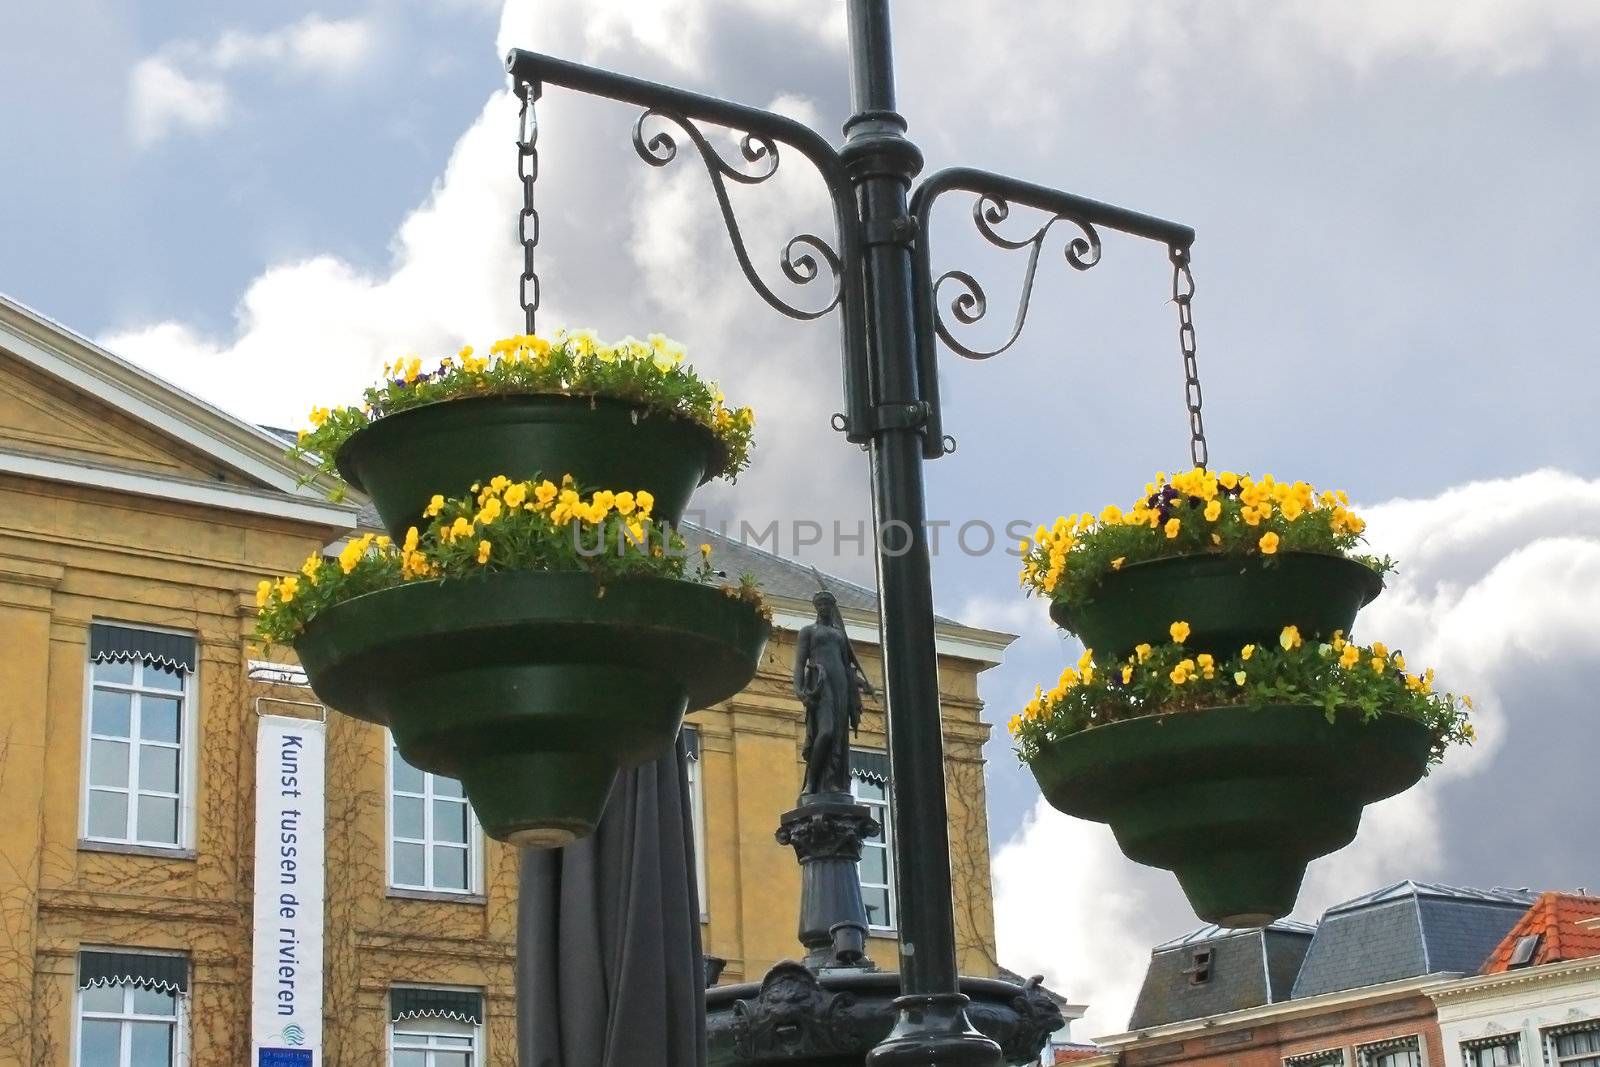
777, 793, 880, 971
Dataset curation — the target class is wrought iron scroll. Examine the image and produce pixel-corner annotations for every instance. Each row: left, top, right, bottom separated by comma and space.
909, 166, 1196, 459
930, 195, 1103, 361
632, 108, 843, 321
504, 47, 871, 440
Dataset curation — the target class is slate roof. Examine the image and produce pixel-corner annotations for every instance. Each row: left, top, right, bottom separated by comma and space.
1289, 881, 1536, 999
1481, 892, 1600, 973
1128, 921, 1316, 1029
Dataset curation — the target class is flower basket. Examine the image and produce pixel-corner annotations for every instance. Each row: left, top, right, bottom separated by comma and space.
1051, 551, 1383, 659
336, 393, 724, 537
1028, 704, 1432, 926
1021, 469, 1391, 654
294, 571, 769, 846
1010, 625, 1472, 925
293, 331, 755, 535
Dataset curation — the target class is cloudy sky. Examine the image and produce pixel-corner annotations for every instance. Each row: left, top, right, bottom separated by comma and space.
7, 0, 1599, 1037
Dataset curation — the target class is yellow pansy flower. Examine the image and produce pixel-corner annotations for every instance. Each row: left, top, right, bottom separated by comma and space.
1164, 517, 1182, 539
1135, 643, 1153, 663
1279, 625, 1302, 651
476, 540, 492, 565
256, 580, 273, 608
1170, 620, 1191, 644
1259, 531, 1280, 555
1234, 671, 1248, 686
1241, 644, 1255, 660
1204, 499, 1222, 522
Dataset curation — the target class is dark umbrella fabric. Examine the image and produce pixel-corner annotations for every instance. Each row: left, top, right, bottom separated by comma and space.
517, 734, 707, 1066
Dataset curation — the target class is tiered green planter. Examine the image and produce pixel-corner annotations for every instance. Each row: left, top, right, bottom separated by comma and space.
336, 394, 725, 537
1050, 551, 1384, 658
1030, 705, 1432, 927
295, 571, 769, 847
1031, 548, 1418, 925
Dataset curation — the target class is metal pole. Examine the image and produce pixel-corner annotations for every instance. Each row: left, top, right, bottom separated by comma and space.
843, 1, 1003, 1061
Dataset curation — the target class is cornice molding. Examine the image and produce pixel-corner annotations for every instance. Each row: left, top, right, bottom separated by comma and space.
0, 446, 358, 528
1097, 975, 1450, 1046
1426, 956, 1600, 1001
0, 553, 64, 589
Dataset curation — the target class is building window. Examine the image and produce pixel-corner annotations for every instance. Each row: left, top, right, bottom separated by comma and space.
390, 987, 483, 1066
1464, 1039, 1522, 1067
1287, 1049, 1347, 1067
684, 726, 708, 921
389, 742, 480, 894
850, 749, 895, 932
75, 949, 187, 1066
1360, 1036, 1423, 1067
1549, 1026, 1600, 1067
1185, 947, 1213, 985
83, 624, 196, 849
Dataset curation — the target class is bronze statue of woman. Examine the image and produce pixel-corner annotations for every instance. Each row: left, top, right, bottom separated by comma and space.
793, 589, 875, 798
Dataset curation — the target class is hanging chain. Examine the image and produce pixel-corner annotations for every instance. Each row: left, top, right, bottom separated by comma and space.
515, 79, 543, 335
1169, 245, 1208, 470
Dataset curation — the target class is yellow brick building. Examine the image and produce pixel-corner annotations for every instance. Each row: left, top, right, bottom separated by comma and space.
0, 293, 1014, 1066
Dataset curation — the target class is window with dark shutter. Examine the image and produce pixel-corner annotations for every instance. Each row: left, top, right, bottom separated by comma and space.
390, 987, 484, 1025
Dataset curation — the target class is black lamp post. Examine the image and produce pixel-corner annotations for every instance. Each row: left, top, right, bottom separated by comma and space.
506, 2, 1197, 1062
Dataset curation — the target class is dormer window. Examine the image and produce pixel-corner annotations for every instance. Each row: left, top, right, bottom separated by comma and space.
1507, 934, 1540, 968
1184, 947, 1212, 985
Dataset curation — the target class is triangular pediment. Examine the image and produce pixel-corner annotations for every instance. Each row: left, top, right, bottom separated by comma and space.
0, 350, 261, 485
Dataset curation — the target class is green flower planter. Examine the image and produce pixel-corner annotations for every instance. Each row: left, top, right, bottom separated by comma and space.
335, 394, 726, 537
1050, 552, 1383, 658
1028, 704, 1433, 927
294, 571, 768, 847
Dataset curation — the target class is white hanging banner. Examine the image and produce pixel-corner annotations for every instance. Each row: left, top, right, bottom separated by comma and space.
251, 714, 326, 1066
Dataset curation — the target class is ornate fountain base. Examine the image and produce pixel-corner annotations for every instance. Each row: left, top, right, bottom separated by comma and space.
706, 963, 1063, 1066
776, 793, 880, 970
719, 792, 1062, 1065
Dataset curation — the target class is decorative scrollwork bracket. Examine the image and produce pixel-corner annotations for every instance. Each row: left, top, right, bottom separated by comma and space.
908, 166, 1195, 458
505, 48, 873, 439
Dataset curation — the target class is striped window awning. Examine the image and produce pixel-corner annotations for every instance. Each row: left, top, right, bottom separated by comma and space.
90, 624, 196, 674
849, 749, 889, 785
391, 988, 484, 1025
78, 950, 188, 994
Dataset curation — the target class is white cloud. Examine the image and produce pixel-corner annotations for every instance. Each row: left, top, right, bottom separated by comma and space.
128, 57, 229, 147
107, 87, 523, 423
213, 14, 376, 74
899, 0, 1600, 128
127, 13, 376, 147
991, 470, 1600, 1036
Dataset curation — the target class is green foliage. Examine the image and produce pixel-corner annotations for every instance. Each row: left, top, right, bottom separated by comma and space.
1009, 625, 1474, 768
292, 331, 756, 489
254, 474, 764, 645
1020, 467, 1395, 611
